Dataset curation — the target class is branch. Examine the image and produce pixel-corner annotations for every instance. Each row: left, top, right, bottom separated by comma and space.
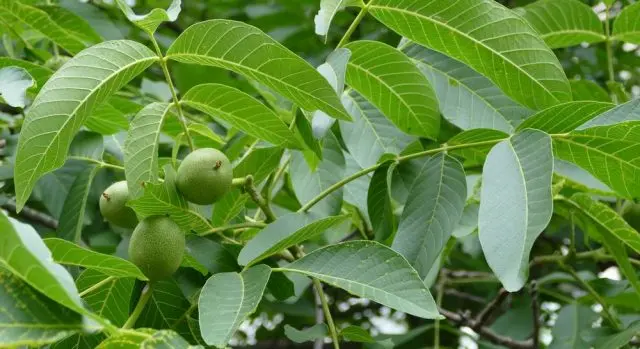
243, 175, 277, 223
1, 201, 58, 229
530, 281, 540, 349
439, 308, 533, 349
472, 288, 509, 331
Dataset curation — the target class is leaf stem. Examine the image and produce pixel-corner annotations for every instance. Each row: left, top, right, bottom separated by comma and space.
149, 36, 195, 151
122, 284, 153, 329
244, 175, 277, 223
200, 221, 267, 236
79, 276, 116, 298
604, 4, 618, 104
69, 156, 124, 171
313, 279, 340, 349
337, 6, 368, 48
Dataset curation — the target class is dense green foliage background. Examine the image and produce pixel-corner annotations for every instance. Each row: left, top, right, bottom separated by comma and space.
1, 0, 640, 348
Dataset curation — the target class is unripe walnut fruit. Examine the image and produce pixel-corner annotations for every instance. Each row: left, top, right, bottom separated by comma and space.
176, 148, 233, 205
99, 181, 138, 229
128, 216, 185, 281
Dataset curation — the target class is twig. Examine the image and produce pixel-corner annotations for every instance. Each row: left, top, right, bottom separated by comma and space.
313, 281, 326, 349
531, 249, 640, 268
444, 289, 486, 304
1, 201, 58, 229
472, 288, 509, 331
199, 222, 267, 236
313, 279, 339, 349
435, 272, 447, 349
440, 308, 533, 349
244, 175, 277, 223
530, 281, 540, 349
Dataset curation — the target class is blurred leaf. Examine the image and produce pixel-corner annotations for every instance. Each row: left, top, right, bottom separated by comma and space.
167, 20, 350, 120
0, 0, 88, 54
0, 66, 34, 108
0, 57, 51, 90
0, 269, 85, 347
344, 40, 439, 139
14, 40, 156, 211
518, 0, 605, 48
570, 80, 611, 102
392, 153, 466, 279
284, 324, 327, 343
367, 0, 571, 109
233, 146, 284, 183
211, 189, 248, 227
198, 264, 271, 347
402, 42, 532, 133
188, 124, 224, 149
280, 241, 441, 319
38, 5, 102, 45
548, 304, 598, 349
594, 321, 640, 349
186, 236, 239, 274
314, 0, 363, 37
136, 279, 195, 342
341, 325, 375, 343
115, 0, 181, 35
312, 48, 351, 138
85, 103, 130, 135
479, 130, 553, 291
45, 238, 146, 279
368, 162, 395, 243
238, 212, 347, 266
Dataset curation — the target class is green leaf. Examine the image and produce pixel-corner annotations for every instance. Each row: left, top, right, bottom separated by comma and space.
517, 101, 615, 133
368, 162, 396, 243
68, 131, 105, 161
57, 165, 100, 242
367, 0, 571, 110
279, 241, 441, 319
33, 160, 88, 220
51, 333, 104, 349
0, 212, 88, 315
186, 236, 239, 274
125, 102, 173, 199
116, 0, 181, 35
95, 331, 149, 348
76, 269, 134, 327
166, 20, 350, 121
447, 129, 509, 166
553, 122, 640, 198
45, 238, 146, 279
343, 152, 372, 226
314, 0, 363, 37
570, 80, 611, 102
312, 48, 351, 138
392, 153, 467, 279
479, 130, 554, 291
0, 269, 85, 347
0, 57, 52, 90
233, 146, 284, 183
211, 189, 248, 227
401, 42, 532, 133
0, 66, 34, 108
548, 304, 598, 349
562, 194, 640, 255
344, 40, 439, 139
128, 165, 212, 234
96, 330, 199, 348
14, 40, 156, 211
238, 212, 348, 266
198, 264, 271, 347
0, 0, 88, 54
453, 203, 480, 238
85, 103, 130, 135
594, 321, 640, 349
577, 98, 640, 129
38, 5, 102, 46
181, 84, 300, 148
518, 0, 605, 48
290, 134, 345, 216
136, 279, 195, 342
612, 2, 640, 44
340, 325, 375, 343
140, 330, 203, 349
340, 90, 414, 169
284, 324, 328, 343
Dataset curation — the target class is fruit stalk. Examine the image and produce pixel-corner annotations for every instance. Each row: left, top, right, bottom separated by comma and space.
123, 284, 153, 329
243, 175, 277, 223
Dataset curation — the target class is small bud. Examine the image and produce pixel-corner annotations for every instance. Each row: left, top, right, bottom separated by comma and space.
102, 193, 111, 201
214, 160, 222, 170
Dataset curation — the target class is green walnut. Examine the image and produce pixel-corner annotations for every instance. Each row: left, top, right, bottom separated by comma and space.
99, 181, 138, 229
176, 148, 233, 205
129, 216, 185, 281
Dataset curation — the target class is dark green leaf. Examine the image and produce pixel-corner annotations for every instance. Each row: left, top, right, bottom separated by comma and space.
116, 0, 181, 34
76, 269, 134, 327
517, 101, 614, 133
57, 165, 100, 242
612, 2, 640, 44
284, 324, 328, 343
594, 321, 640, 349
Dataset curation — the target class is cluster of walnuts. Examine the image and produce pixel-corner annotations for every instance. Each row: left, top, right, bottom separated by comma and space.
99, 148, 233, 281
